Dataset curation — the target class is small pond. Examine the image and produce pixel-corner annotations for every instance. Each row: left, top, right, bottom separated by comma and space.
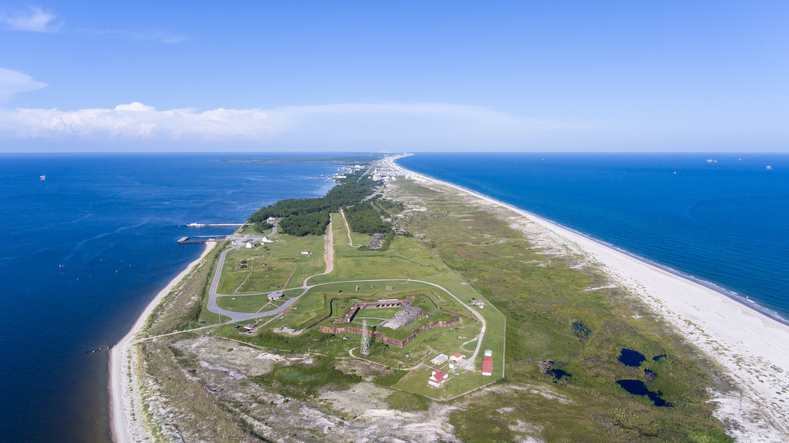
616, 380, 672, 407
618, 348, 646, 367
550, 368, 571, 380
653, 354, 666, 361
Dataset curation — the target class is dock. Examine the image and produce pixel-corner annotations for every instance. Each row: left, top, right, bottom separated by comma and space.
177, 236, 229, 244
186, 222, 246, 227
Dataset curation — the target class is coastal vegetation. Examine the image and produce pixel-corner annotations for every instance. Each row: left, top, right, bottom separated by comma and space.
247, 171, 393, 236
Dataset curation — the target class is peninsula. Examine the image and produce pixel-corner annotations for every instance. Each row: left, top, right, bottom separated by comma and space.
109, 155, 789, 442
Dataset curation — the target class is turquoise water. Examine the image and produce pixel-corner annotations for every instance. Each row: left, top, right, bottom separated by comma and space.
0, 154, 339, 442
398, 153, 789, 321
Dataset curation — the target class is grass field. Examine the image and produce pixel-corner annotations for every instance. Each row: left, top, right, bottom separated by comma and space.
390, 178, 731, 442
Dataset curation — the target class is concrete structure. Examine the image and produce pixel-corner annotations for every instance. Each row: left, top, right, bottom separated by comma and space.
431, 354, 449, 365
482, 357, 493, 376
379, 306, 421, 330
268, 291, 285, 300
428, 369, 448, 388
470, 299, 485, 308
484, 349, 493, 357
449, 353, 465, 363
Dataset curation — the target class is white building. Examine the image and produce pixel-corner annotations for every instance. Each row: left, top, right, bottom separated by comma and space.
301, 251, 311, 256
245, 242, 253, 249
449, 353, 465, 363
484, 350, 493, 357
431, 354, 448, 365
428, 369, 448, 388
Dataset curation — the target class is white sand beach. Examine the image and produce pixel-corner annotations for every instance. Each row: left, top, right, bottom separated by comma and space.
389, 158, 789, 442
109, 241, 217, 443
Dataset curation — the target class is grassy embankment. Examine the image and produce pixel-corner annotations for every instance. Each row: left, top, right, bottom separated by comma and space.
390, 178, 731, 442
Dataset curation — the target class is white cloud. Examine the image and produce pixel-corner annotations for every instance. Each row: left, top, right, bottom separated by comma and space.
0, 101, 593, 149
0, 6, 58, 32
0, 68, 47, 100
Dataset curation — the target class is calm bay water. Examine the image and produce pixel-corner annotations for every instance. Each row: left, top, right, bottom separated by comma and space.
398, 153, 789, 320
0, 154, 340, 442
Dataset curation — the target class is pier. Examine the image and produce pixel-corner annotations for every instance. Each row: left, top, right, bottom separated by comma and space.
186, 222, 246, 227
177, 236, 229, 244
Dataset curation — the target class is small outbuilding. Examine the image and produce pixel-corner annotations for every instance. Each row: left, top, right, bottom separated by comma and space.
449, 353, 465, 363
482, 357, 493, 376
431, 354, 449, 365
268, 291, 285, 300
301, 251, 312, 256
484, 349, 493, 357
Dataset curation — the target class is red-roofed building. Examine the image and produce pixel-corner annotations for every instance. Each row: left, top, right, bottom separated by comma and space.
428, 369, 449, 388
482, 357, 493, 376
449, 352, 465, 363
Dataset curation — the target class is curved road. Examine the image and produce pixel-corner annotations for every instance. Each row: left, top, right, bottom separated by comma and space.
206, 218, 487, 365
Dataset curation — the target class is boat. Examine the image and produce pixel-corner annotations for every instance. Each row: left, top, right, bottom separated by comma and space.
40, 175, 46, 181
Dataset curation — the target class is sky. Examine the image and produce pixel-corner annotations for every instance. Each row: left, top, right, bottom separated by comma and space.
0, 1, 788, 152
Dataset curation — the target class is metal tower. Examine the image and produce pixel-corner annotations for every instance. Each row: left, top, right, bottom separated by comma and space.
360, 319, 370, 356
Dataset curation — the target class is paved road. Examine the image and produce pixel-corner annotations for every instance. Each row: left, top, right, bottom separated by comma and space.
205, 219, 487, 362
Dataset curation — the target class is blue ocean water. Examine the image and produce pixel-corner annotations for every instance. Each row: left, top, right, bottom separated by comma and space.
0, 154, 340, 443
398, 153, 789, 320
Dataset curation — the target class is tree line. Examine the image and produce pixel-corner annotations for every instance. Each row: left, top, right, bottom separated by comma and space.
247, 171, 394, 236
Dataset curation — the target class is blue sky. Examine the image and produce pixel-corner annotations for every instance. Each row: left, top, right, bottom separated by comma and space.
1, 1, 787, 152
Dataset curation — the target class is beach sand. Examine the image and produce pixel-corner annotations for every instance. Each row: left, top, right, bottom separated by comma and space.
109, 241, 217, 443
388, 158, 789, 441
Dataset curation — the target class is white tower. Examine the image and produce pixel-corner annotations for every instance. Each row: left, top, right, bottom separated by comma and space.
360, 319, 370, 356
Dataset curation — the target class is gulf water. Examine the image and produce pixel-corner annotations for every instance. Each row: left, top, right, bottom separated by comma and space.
398, 153, 789, 321
0, 154, 340, 442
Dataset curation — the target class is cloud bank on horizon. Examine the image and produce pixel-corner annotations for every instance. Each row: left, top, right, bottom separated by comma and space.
0, 99, 591, 151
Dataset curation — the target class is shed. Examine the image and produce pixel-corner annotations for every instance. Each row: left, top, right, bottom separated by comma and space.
431, 354, 448, 365
385, 286, 394, 291
482, 357, 493, 376
301, 251, 311, 256
484, 349, 493, 357
268, 291, 285, 300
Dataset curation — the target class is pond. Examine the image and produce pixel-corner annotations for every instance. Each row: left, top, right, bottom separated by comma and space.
618, 348, 646, 367
616, 380, 672, 407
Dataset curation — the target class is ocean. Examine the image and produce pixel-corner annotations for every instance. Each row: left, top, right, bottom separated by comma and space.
0, 154, 341, 443
397, 153, 789, 322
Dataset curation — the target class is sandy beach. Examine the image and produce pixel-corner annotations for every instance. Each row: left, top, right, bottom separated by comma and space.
109, 241, 217, 443
389, 158, 789, 441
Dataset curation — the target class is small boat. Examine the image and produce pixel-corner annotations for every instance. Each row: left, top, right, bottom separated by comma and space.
40, 175, 46, 181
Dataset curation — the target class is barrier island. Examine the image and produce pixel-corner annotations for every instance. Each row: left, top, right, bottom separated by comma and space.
110, 155, 789, 442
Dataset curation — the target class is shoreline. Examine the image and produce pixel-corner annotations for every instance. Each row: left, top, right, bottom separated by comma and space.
108, 241, 217, 443
396, 160, 789, 327
391, 156, 789, 439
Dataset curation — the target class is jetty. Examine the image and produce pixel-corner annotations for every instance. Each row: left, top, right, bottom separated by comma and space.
186, 222, 246, 227
177, 236, 229, 244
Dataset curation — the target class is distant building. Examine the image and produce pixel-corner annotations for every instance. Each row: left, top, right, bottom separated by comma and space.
245, 242, 253, 248
301, 251, 311, 256
482, 357, 493, 376
431, 354, 449, 365
470, 299, 485, 308
244, 324, 256, 331
484, 349, 493, 357
261, 237, 274, 243
449, 353, 465, 363
428, 369, 448, 388
385, 285, 394, 291
268, 291, 285, 300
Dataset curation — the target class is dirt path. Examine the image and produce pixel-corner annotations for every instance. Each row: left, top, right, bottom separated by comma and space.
340, 209, 355, 246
